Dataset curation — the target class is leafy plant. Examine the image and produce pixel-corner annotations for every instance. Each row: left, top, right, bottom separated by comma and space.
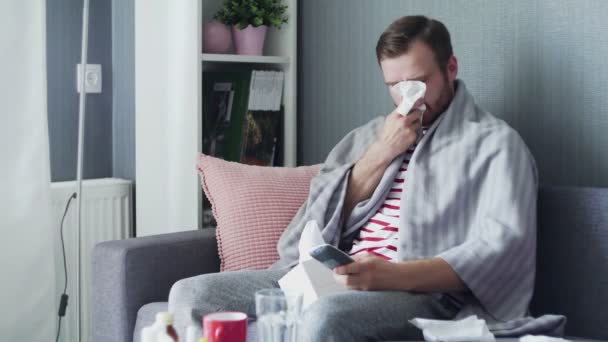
214, 0, 288, 29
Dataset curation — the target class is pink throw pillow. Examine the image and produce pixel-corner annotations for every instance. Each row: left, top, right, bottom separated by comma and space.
196, 153, 321, 271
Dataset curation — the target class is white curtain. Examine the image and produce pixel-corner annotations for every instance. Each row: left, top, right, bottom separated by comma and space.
0, 1, 56, 340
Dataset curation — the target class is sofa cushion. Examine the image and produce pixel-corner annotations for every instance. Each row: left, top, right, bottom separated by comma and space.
532, 185, 608, 340
197, 153, 321, 271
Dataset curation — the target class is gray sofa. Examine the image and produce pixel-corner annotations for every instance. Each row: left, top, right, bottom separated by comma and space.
92, 186, 608, 342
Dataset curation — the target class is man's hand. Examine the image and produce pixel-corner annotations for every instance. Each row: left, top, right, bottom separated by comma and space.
333, 253, 400, 291
340, 108, 422, 224
376, 109, 422, 163
333, 253, 467, 293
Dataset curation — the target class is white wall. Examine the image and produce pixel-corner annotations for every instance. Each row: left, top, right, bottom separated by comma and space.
0, 1, 56, 340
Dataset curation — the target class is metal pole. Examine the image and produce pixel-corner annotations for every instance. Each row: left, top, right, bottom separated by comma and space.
76, 0, 90, 340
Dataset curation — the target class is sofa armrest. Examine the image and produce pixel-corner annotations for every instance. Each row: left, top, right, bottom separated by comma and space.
92, 228, 220, 342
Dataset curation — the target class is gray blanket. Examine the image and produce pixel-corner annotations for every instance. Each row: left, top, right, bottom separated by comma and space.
271, 80, 566, 336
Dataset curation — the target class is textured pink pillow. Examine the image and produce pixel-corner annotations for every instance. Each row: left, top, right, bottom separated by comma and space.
196, 153, 321, 271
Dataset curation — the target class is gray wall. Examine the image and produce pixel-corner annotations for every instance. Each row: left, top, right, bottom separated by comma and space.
298, 0, 608, 187
47, 0, 113, 181
111, 0, 135, 181
47, 0, 136, 182
47, 0, 608, 187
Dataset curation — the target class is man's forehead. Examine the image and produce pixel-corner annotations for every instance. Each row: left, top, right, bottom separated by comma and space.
380, 41, 436, 84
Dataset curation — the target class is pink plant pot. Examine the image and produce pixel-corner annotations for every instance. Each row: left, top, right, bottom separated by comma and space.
203, 21, 232, 53
232, 25, 268, 55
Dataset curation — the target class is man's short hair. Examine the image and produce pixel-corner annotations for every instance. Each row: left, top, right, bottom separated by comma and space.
376, 16, 453, 72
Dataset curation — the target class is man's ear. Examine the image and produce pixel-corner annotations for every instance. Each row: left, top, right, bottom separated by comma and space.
447, 55, 458, 82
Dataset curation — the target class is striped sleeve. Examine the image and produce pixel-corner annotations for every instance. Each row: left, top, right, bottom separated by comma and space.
437, 129, 538, 321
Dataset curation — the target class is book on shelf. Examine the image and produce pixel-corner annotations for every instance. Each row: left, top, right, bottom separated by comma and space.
247, 70, 284, 111
239, 108, 282, 166
204, 82, 234, 158
203, 69, 285, 163
202, 71, 252, 162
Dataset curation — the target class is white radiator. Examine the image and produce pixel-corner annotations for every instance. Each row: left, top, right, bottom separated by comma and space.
51, 178, 133, 342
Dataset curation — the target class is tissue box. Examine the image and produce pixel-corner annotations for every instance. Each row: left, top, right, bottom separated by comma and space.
278, 258, 348, 309
279, 220, 349, 309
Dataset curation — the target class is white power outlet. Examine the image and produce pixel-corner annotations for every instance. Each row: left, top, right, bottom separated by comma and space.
76, 64, 102, 93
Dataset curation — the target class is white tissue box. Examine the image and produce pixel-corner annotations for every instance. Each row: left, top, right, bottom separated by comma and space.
279, 220, 349, 309
278, 258, 348, 310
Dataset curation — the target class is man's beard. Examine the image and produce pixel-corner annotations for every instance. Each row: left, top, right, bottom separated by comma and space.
423, 75, 454, 126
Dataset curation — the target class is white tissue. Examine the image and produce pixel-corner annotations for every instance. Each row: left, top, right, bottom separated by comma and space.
298, 220, 326, 263
410, 315, 495, 342
392, 80, 427, 116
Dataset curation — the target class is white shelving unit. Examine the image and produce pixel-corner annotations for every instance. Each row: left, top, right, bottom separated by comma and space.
201, 53, 291, 64
135, 0, 297, 236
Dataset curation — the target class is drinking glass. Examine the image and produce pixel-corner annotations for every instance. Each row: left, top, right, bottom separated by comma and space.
255, 288, 303, 342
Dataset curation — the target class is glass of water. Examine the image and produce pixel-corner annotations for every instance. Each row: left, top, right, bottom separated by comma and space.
255, 288, 303, 342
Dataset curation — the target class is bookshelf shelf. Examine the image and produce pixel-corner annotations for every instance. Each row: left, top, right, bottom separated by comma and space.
202, 53, 290, 64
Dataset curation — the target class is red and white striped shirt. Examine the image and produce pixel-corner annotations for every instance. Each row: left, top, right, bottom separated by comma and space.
348, 129, 428, 261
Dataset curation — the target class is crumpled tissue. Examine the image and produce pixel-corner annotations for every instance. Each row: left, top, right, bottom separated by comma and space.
391, 80, 427, 116
410, 315, 495, 342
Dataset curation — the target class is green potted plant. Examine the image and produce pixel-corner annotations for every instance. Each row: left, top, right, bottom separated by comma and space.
214, 0, 288, 55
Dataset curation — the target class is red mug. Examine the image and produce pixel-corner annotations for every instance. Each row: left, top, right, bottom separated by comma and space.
203, 311, 247, 342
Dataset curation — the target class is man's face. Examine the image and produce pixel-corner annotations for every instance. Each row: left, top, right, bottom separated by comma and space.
380, 40, 458, 125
